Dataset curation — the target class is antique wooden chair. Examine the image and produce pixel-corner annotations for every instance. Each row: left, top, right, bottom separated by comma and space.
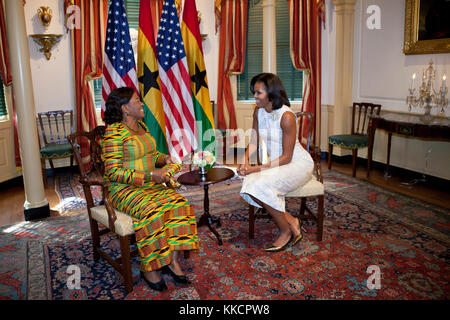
37, 110, 74, 185
68, 126, 138, 293
328, 102, 382, 177
248, 111, 325, 242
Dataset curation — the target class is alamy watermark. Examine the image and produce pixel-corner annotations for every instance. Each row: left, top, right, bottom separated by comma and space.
66, 5, 81, 30
366, 265, 381, 290
366, 5, 381, 30
66, 265, 81, 290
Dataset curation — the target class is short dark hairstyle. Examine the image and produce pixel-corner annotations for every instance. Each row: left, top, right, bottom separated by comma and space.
103, 87, 135, 125
250, 73, 290, 110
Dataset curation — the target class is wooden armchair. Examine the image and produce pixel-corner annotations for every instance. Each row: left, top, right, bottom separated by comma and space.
37, 110, 74, 185
248, 112, 325, 242
67, 126, 138, 293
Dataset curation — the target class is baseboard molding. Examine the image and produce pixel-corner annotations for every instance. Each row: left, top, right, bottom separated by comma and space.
326, 153, 450, 184
0, 175, 23, 189
0, 166, 78, 188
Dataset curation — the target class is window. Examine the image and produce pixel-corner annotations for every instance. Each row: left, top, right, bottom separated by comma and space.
93, 0, 140, 108
237, 1, 263, 100
0, 75, 8, 121
237, 0, 303, 101
93, 78, 102, 108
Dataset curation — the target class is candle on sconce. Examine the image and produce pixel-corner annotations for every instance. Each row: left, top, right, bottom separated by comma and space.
443, 75, 447, 87
411, 73, 416, 90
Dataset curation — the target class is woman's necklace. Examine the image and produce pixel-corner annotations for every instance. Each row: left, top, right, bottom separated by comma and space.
122, 121, 140, 133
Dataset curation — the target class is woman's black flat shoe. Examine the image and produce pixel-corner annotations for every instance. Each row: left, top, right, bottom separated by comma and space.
140, 272, 167, 291
161, 265, 190, 284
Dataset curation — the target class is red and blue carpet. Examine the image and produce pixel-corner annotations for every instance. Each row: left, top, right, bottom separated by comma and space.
0, 170, 448, 300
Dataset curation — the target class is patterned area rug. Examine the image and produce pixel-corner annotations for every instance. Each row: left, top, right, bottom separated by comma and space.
0, 170, 449, 300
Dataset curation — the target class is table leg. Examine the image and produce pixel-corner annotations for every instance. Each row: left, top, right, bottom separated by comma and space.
197, 184, 223, 245
366, 119, 376, 178
384, 132, 392, 178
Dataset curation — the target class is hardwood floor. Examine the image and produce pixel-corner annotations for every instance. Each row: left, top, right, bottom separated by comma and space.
0, 158, 449, 227
0, 172, 63, 227
325, 158, 450, 210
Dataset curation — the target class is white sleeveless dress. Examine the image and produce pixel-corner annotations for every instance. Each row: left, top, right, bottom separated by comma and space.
240, 105, 314, 212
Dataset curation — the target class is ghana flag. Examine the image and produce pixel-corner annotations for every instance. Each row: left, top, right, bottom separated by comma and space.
137, 0, 168, 154
181, 0, 216, 153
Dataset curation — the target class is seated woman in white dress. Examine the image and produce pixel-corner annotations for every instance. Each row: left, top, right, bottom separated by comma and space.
238, 73, 314, 252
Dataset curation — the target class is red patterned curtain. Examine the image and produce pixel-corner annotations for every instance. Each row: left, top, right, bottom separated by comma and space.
216, 0, 248, 130
149, 0, 164, 41
290, 0, 324, 146
0, 2, 20, 170
64, 0, 108, 163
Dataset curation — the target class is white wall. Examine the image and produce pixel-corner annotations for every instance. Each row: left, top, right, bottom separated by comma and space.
352, 0, 450, 179
353, 0, 450, 112
25, 0, 74, 113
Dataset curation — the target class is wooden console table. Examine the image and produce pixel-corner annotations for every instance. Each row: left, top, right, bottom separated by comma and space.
367, 112, 450, 178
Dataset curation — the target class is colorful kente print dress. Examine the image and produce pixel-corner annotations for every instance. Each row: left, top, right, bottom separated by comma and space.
101, 121, 199, 272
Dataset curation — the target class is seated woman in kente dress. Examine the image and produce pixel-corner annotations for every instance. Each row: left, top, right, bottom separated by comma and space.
102, 87, 199, 291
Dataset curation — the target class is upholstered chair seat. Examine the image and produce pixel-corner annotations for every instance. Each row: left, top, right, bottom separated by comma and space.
285, 175, 324, 198
90, 206, 135, 237
328, 134, 369, 149
40, 142, 73, 158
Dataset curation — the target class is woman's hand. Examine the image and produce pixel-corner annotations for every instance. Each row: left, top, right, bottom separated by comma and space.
237, 164, 259, 176
164, 155, 180, 165
237, 164, 246, 176
150, 168, 170, 184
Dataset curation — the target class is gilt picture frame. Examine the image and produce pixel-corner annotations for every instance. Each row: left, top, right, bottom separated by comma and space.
403, 0, 450, 55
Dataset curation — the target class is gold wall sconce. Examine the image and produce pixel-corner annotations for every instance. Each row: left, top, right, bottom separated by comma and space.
30, 34, 62, 60
37, 6, 52, 27
197, 11, 207, 41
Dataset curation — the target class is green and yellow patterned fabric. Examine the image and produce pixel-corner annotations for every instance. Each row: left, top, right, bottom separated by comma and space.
101, 121, 199, 272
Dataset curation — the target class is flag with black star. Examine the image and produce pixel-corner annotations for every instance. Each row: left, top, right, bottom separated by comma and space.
137, 0, 168, 154
181, 0, 216, 153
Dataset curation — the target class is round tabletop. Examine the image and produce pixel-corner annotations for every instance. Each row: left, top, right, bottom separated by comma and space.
177, 167, 235, 186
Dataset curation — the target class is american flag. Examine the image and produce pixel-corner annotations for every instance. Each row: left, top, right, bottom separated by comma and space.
156, 0, 197, 161
101, 0, 139, 113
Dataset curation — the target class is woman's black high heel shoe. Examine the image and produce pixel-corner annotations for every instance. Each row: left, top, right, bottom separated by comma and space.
140, 272, 167, 291
161, 265, 190, 284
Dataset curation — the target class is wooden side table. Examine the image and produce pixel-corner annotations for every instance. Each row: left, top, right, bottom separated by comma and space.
367, 112, 450, 178
177, 167, 235, 245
